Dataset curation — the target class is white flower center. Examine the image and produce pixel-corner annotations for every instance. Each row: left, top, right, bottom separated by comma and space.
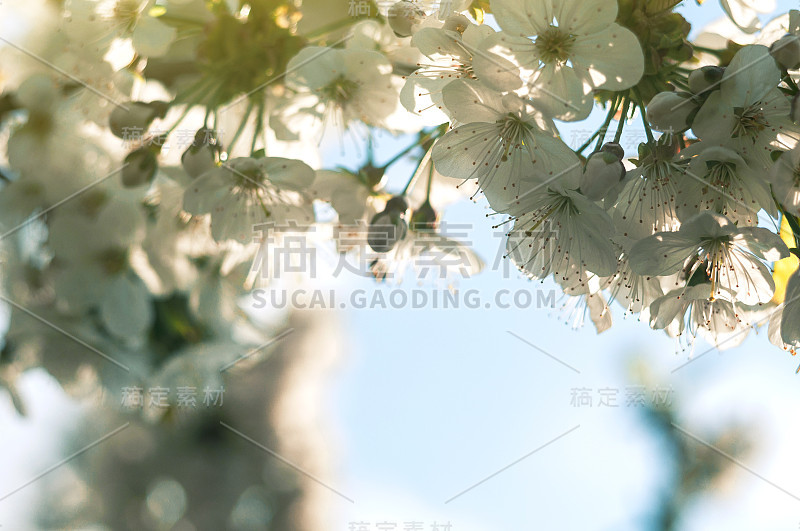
700, 237, 734, 301
731, 105, 768, 140
495, 114, 532, 162
534, 26, 575, 64
705, 161, 735, 188
320, 76, 359, 106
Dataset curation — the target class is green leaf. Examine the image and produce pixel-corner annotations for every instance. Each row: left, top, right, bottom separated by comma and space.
645, 0, 683, 15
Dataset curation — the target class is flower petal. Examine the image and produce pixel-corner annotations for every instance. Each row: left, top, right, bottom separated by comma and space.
721, 44, 780, 107
571, 24, 644, 91
490, 0, 553, 37
554, 0, 617, 35
527, 62, 593, 121
628, 231, 698, 276
131, 15, 176, 57
781, 271, 800, 345
441, 79, 505, 123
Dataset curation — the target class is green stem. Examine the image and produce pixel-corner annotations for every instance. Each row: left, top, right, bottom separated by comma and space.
156, 14, 207, 27
251, 101, 264, 155
594, 94, 622, 152
226, 101, 254, 156
614, 98, 631, 144
692, 45, 724, 57
425, 159, 434, 201
401, 142, 434, 196
783, 74, 800, 94
671, 77, 691, 91
380, 129, 438, 169
576, 129, 601, 154
305, 16, 367, 41
165, 104, 194, 135
173, 76, 215, 105
633, 87, 655, 144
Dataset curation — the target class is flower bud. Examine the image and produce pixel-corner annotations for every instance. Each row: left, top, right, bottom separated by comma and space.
687, 66, 724, 95
0, 92, 19, 124
770, 35, 800, 71
600, 141, 624, 160
645, 91, 696, 133
384, 195, 409, 214
368, 196, 408, 253
181, 128, 221, 178
580, 145, 625, 202
359, 163, 386, 190
16, 74, 58, 112
109, 101, 168, 139
387, 1, 425, 37
442, 14, 470, 33
410, 200, 437, 231
122, 146, 158, 188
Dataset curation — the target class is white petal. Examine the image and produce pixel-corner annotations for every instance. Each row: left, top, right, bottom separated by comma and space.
720, 0, 761, 33
286, 47, 343, 90
781, 271, 800, 345
343, 48, 393, 83
441, 79, 505, 123
209, 193, 265, 243
471, 32, 528, 92
554, 0, 617, 36
734, 227, 790, 261
411, 28, 469, 61
571, 24, 644, 91
586, 293, 613, 333
721, 45, 780, 107
261, 158, 315, 191
183, 168, 230, 215
462, 24, 496, 49
131, 15, 176, 57
101, 274, 153, 343
400, 76, 450, 125
527, 62, 592, 121
490, 0, 553, 37
628, 231, 697, 276
691, 91, 737, 144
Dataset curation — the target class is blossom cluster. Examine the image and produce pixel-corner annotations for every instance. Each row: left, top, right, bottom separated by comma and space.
0, 0, 799, 422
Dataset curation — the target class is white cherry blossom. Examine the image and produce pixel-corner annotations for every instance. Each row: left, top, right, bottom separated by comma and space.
473, 0, 644, 121
183, 157, 315, 244
431, 79, 580, 213
629, 211, 789, 305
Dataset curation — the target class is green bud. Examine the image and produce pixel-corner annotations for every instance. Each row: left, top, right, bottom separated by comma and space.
122, 146, 158, 188
368, 196, 409, 252
688, 65, 724, 95
646, 91, 695, 133
384, 195, 409, 214
600, 142, 625, 161
387, 1, 425, 37
771, 35, 800, 71
359, 163, 386, 190
442, 14, 470, 33
580, 150, 625, 202
109, 101, 169, 139
410, 200, 437, 231
181, 128, 221, 178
